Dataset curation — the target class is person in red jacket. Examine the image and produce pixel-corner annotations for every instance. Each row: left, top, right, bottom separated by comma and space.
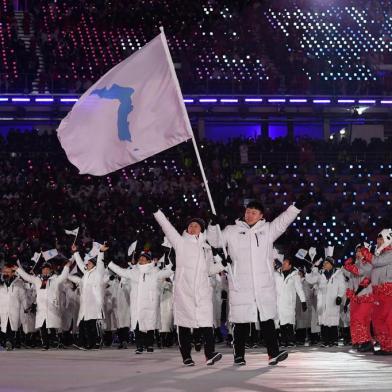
360, 229, 392, 355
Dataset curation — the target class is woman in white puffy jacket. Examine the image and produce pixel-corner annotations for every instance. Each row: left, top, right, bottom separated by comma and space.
154, 210, 225, 367
306, 257, 346, 347
0, 265, 25, 350
15, 260, 70, 349
108, 251, 172, 354
68, 243, 108, 349
274, 258, 306, 346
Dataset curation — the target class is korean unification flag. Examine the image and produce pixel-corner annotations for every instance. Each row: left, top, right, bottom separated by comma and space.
42, 249, 58, 261
65, 227, 79, 236
57, 30, 193, 176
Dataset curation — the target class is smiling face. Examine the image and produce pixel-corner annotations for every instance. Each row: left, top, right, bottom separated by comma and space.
86, 260, 95, 270
41, 266, 52, 276
323, 260, 333, 271
138, 255, 151, 265
282, 259, 292, 272
2, 266, 13, 279
244, 208, 263, 226
187, 221, 202, 236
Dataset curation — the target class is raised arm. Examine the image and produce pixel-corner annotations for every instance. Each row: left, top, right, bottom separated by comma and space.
56, 264, 70, 285
15, 266, 41, 287
107, 262, 132, 280
270, 205, 301, 242
153, 210, 182, 249
73, 251, 86, 275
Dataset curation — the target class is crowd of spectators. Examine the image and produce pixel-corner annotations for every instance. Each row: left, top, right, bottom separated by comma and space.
1, 128, 391, 272
1, 0, 391, 95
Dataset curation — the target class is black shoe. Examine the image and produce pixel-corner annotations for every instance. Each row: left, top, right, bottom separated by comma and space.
234, 356, 246, 366
194, 342, 202, 352
357, 342, 373, 352
146, 346, 154, 353
72, 344, 87, 351
5, 341, 13, 351
206, 352, 222, 366
269, 350, 288, 365
287, 341, 296, 347
135, 347, 143, 354
183, 358, 195, 366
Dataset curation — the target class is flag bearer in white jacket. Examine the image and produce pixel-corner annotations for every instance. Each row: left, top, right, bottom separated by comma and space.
154, 210, 226, 367
208, 199, 308, 366
15, 260, 70, 350
305, 257, 346, 347
69, 243, 108, 349
274, 258, 307, 347
0, 265, 25, 350
107, 251, 173, 354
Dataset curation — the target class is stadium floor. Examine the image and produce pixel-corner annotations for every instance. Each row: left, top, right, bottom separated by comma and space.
1, 345, 391, 392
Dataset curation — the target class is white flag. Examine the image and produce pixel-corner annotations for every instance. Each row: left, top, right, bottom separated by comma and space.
42, 249, 58, 261
308, 247, 317, 261
31, 252, 41, 263
57, 30, 192, 176
127, 240, 138, 256
161, 236, 172, 249
295, 248, 308, 260
272, 247, 284, 263
324, 246, 334, 258
65, 227, 79, 236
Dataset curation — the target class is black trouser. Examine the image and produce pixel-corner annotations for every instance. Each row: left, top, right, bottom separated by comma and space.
134, 323, 154, 349
178, 326, 215, 361
79, 319, 99, 349
280, 323, 295, 345
321, 325, 338, 345
117, 327, 129, 343
5, 320, 17, 348
40, 321, 58, 349
233, 319, 279, 359
296, 328, 308, 344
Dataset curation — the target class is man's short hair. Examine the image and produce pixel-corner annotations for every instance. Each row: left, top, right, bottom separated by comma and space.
246, 200, 264, 213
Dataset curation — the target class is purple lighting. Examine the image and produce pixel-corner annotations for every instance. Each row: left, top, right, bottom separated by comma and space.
381, 100, 392, 104
12, 98, 30, 102
268, 98, 286, 103
0, 98, 8, 102
199, 98, 217, 103
338, 99, 355, 103
289, 98, 307, 103
35, 98, 54, 102
358, 99, 376, 104
183, 99, 194, 103
245, 98, 263, 102
313, 99, 331, 104
60, 98, 78, 103
220, 98, 238, 103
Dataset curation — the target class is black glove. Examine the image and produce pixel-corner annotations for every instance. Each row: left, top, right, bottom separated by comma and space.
343, 304, 349, 314
305, 264, 312, 274
295, 193, 313, 210
336, 296, 342, 306
301, 302, 307, 312
274, 260, 282, 271
210, 213, 225, 227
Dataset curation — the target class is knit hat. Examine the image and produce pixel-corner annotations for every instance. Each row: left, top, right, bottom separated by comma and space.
324, 256, 335, 267
378, 229, 392, 246
139, 251, 152, 261
246, 200, 264, 213
186, 218, 206, 233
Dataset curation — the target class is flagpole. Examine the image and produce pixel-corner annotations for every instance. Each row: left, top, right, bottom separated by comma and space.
159, 27, 217, 215
159, 28, 235, 287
